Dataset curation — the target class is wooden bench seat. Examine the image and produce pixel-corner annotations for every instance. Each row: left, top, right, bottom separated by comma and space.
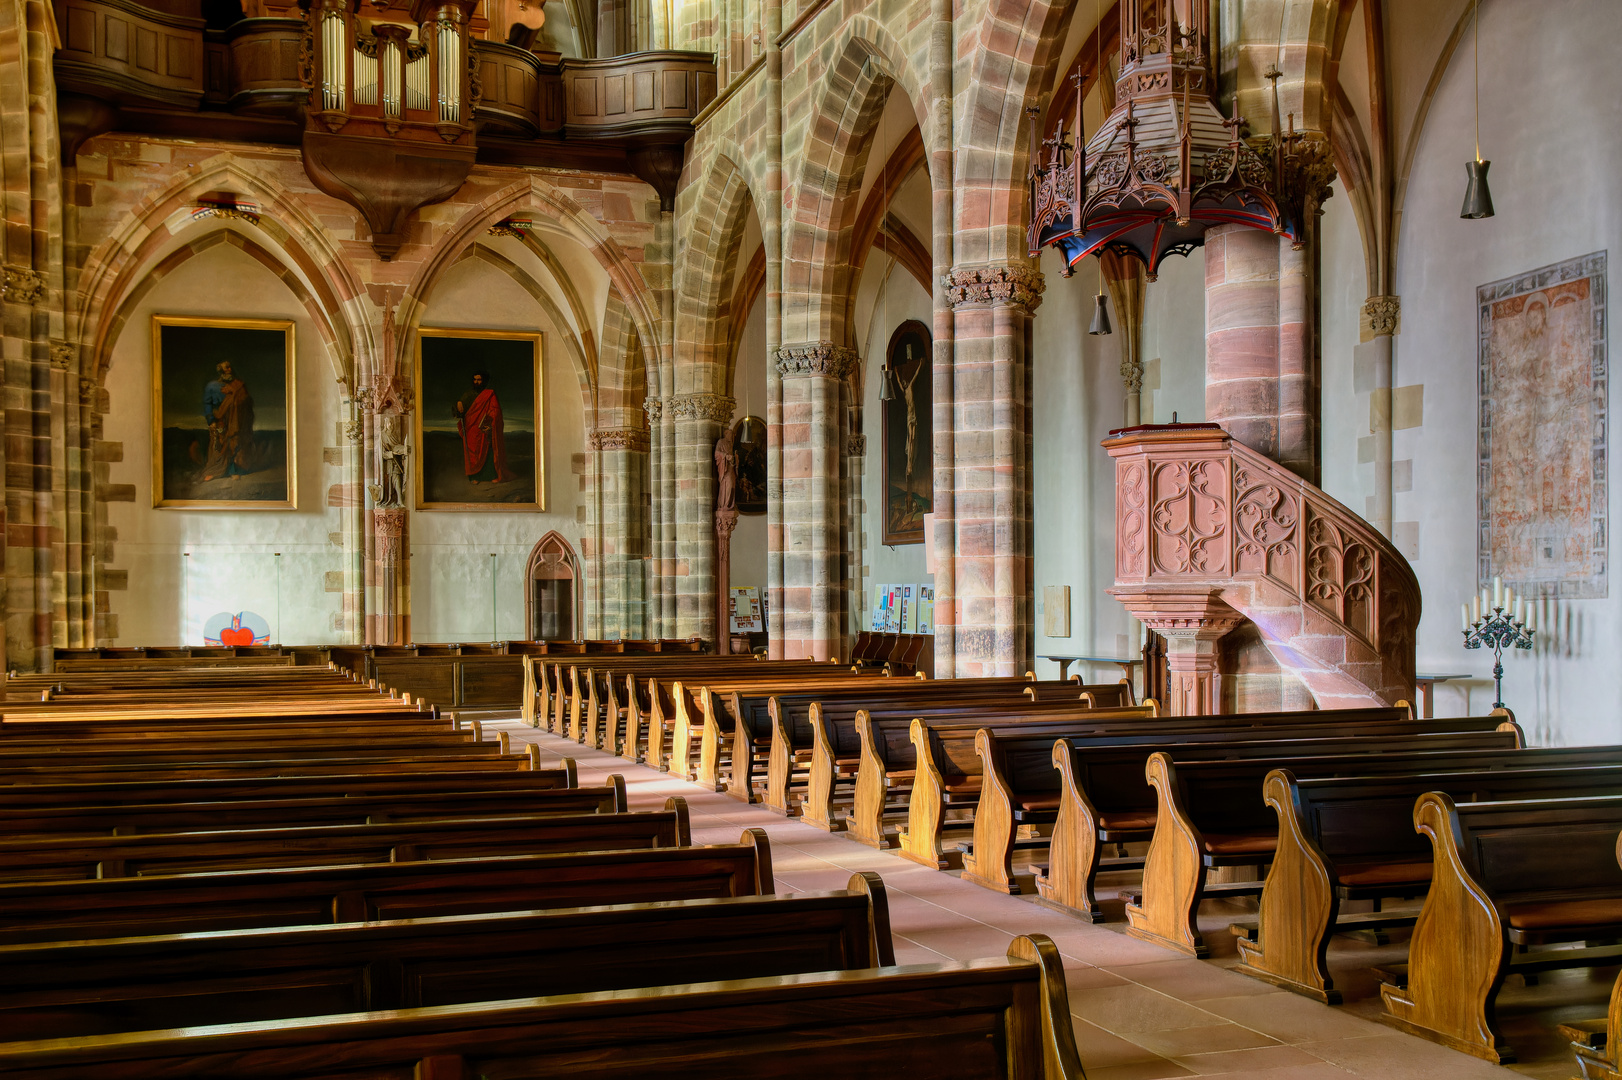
1380, 793, 1622, 1063
0, 934, 1084, 1080
1120, 733, 1533, 957
0, 749, 552, 785
0, 762, 577, 810
1233, 754, 1622, 1002
0, 779, 621, 838
0, 797, 684, 882
0, 819, 767, 946
0, 875, 894, 1041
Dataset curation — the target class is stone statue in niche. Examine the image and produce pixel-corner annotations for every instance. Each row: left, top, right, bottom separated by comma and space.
368, 413, 409, 509
714, 426, 737, 512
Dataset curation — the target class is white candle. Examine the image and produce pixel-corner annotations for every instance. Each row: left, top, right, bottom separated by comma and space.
1461, 603, 1469, 631
1472, 594, 1481, 622
1505, 586, 1514, 611
1514, 597, 1523, 623
1493, 576, 1503, 609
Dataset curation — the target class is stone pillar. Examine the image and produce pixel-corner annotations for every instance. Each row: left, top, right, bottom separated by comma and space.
589, 426, 650, 638
775, 342, 852, 661
370, 507, 409, 645
944, 266, 1043, 676
1204, 225, 1316, 483
668, 392, 734, 645
1361, 296, 1400, 538
715, 507, 737, 652
1101, 251, 1146, 427
1111, 589, 1242, 715
645, 397, 675, 638
846, 430, 866, 638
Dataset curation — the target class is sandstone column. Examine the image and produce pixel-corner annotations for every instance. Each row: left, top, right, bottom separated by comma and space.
944, 266, 1042, 676
588, 425, 650, 638
1361, 296, 1400, 538
1204, 225, 1316, 483
1112, 590, 1242, 715
775, 342, 851, 661
1101, 251, 1147, 427
668, 392, 733, 645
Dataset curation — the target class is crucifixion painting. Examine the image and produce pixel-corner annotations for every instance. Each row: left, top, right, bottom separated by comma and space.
882, 319, 932, 545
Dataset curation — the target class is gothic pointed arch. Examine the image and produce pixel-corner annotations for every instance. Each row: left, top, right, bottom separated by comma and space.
525, 530, 582, 641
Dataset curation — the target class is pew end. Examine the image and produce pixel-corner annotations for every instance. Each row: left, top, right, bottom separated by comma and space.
662, 796, 691, 845
845, 870, 896, 966
741, 827, 775, 895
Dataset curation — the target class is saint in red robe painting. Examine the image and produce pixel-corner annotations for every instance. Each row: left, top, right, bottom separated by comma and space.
453, 371, 517, 484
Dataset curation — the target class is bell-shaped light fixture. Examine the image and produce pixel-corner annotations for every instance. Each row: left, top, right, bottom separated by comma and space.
1088, 292, 1113, 336
1461, 159, 1494, 220
737, 418, 757, 446
878, 367, 896, 401
1460, 0, 1495, 220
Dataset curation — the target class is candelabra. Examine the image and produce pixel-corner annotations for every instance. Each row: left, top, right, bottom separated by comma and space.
1461, 575, 1535, 710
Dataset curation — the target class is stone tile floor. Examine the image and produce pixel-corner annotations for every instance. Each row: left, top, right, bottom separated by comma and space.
498, 721, 1596, 1080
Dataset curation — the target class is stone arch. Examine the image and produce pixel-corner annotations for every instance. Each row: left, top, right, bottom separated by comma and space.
598, 290, 645, 429
449, 242, 595, 413
782, 26, 921, 348
953, 0, 1077, 269
524, 530, 582, 640
672, 151, 760, 401
401, 176, 662, 402
70, 155, 364, 391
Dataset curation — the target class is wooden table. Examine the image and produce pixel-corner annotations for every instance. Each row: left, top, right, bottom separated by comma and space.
1414, 673, 1473, 718
1040, 655, 1142, 683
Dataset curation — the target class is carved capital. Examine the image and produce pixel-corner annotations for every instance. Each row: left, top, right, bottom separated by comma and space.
847, 432, 867, 457
943, 264, 1045, 311
1120, 358, 1145, 394
373, 507, 408, 561
589, 427, 651, 452
715, 507, 739, 542
775, 342, 857, 379
344, 417, 365, 443
643, 397, 664, 422
1361, 295, 1401, 339
667, 393, 736, 424
1, 266, 46, 305
78, 376, 98, 405
49, 342, 73, 370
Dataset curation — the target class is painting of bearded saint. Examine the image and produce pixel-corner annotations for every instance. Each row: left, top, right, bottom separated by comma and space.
416, 329, 544, 510
152, 316, 295, 509
1479, 251, 1609, 599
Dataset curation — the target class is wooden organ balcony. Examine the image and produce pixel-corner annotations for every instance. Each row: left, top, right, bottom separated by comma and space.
52, 0, 715, 249
1103, 423, 1421, 715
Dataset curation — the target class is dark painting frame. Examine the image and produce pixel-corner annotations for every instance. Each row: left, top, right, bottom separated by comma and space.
881, 319, 932, 544
151, 315, 296, 510
734, 415, 767, 514
415, 328, 545, 511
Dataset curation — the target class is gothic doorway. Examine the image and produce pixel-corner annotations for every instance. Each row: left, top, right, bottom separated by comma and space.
525, 532, 580, 641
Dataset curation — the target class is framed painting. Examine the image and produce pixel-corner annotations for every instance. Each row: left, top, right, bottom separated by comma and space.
152, 315, 296, 509
881, 319, 932, 544
734, 415, 767, 514
415, 328, 545, 510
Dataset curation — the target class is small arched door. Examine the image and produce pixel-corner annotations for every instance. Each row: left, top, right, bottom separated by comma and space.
525, 532, 580, 641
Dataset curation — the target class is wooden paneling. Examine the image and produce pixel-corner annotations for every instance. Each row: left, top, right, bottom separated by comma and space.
562, 50, 718, 135
53, 0, 205, 108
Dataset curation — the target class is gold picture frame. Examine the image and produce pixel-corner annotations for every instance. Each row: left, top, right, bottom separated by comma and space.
414, 328, 545, 511
151, 315, 297, 510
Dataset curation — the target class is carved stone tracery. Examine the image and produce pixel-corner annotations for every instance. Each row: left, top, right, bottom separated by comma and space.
1148, 459, 1228, 576
666, 393, 735, 423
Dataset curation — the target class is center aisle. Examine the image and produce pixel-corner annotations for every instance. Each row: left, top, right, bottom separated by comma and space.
496, 721, 1520, 1080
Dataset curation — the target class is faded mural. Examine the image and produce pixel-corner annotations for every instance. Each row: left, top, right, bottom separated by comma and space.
1478, 251, 1609, 598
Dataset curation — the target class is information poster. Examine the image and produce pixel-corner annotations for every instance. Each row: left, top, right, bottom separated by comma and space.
916, 585, 935, 635
900, 585, 915, 633
728, 586, 762, 633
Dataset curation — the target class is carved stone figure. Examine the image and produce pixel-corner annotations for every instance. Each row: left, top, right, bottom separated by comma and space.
714, 426, 737, 512
373, 413, 408, 508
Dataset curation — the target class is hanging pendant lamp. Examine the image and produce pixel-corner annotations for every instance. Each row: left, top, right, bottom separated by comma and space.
1088, 292, 1113, 336
1460, 0, 1495, 219
878, 367, 896, 401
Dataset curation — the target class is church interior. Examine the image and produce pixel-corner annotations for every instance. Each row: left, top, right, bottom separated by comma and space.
0, 0, 1618, 1076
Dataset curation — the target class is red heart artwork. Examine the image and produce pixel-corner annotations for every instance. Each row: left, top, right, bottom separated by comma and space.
219, 624, 257, 646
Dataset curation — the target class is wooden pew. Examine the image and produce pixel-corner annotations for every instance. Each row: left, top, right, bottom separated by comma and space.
0, 821, 766, 946
0, 780, 624, 838
718, 678, 1116, 807
841, 704, 1159, 850
0, 763, 579, 810
0, 934, 1084, 1080
0, 748, 556, 785
0, 876, 895, 1041
0, 799, 689, 882
1232, 755, 1622, 1002
1378, 792, 1622, 1063
1120, 733, 1535, 957
786, 692, 1144, 828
